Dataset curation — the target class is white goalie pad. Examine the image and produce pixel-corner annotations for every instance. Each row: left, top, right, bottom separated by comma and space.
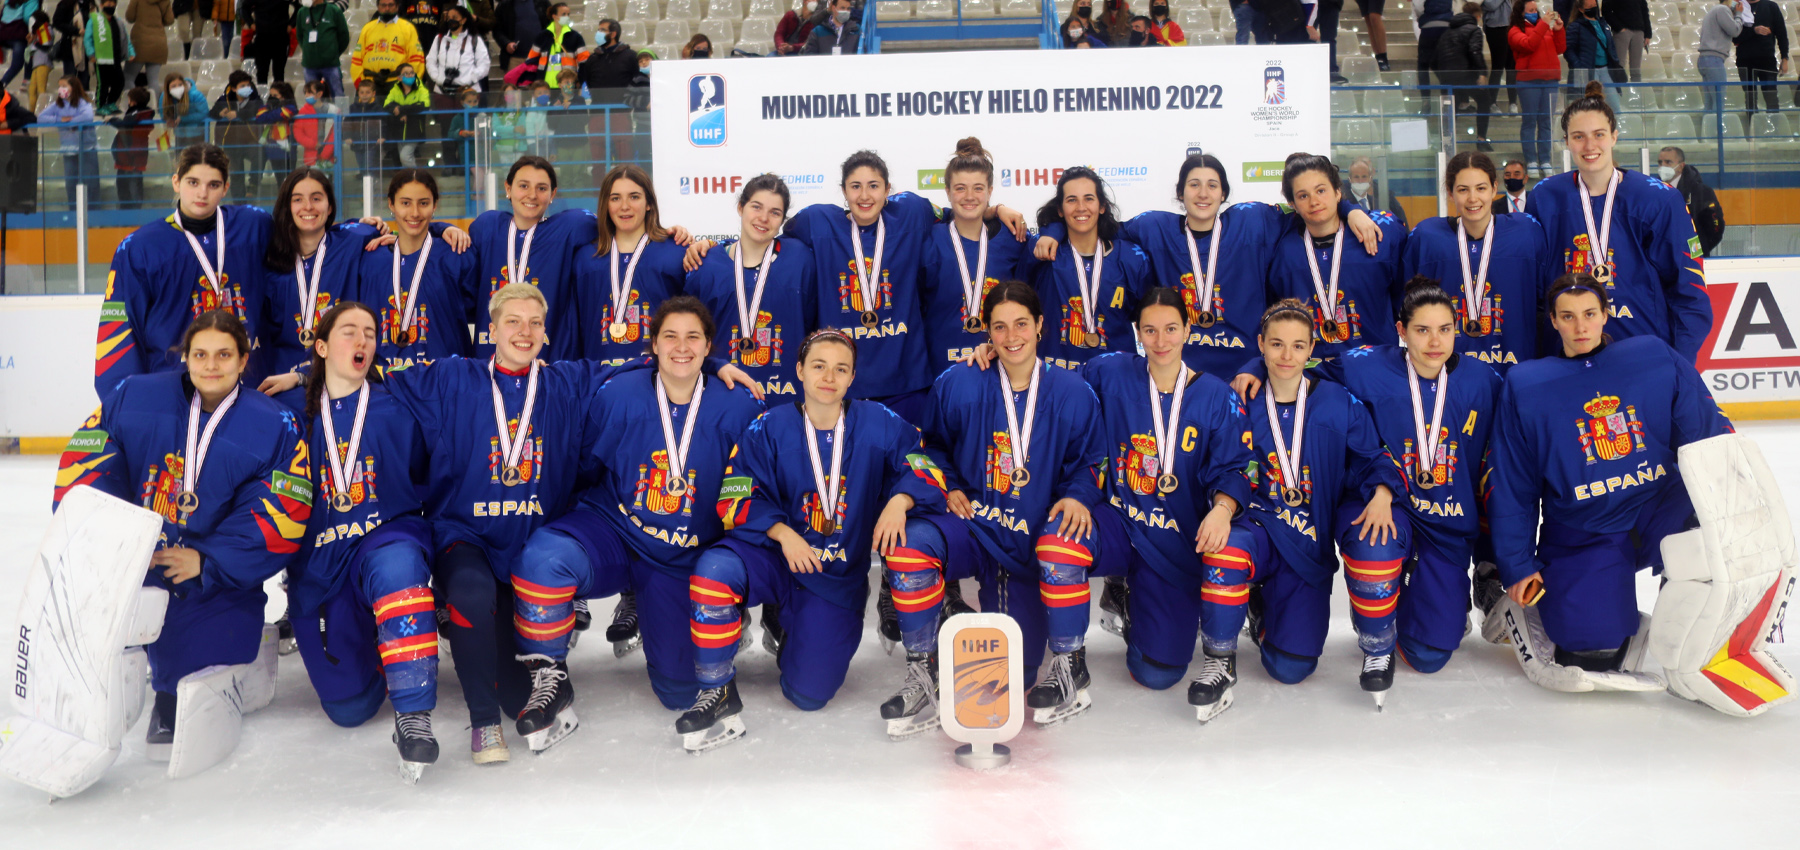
1649, 434, 1799, 717
1485, 599, 1664, 693
0, 486, 165, 798
167, 625, 279, 780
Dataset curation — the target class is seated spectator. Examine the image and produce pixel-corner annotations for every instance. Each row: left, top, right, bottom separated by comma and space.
802, 0, 858, 55
1346, 155, 1408, 229
1127, 14, 1155, 44
1061, 12, 1107, 47
1069, 1, 1112, 43
1099, 0, 1132, 45
682, 33, 714, 59
1146, 2, 1185, 44
776, 1, 820, 55
107, 85, 155, 208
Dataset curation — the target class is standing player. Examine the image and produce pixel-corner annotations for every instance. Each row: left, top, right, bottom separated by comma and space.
674, 330, 948, 751
97, 144, 274, 398
1402, 151, 1554, 374
468, 156, 597, 361
1337, 280, 1503, 673
884, 282, 1121, 730
578, 165, 695, 365
355, 169, 481, 371
57, 311, 311, 758
259, 169, 379, 408
1078, 288, 1256, 716
919, 137, 1032, 375
1268, 153, 1409, 377
1024, 167, 1152, 371
1487, 273, 1732, 687
1525, 81, 1711, 363
289, 301, 443, 782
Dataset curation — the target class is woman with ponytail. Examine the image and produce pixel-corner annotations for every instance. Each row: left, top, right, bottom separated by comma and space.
353, 169, 480, 371
919, 137, 1037, 376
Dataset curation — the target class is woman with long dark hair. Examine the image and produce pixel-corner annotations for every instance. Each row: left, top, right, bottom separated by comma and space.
577, 164, 696, 364
354, 169, 480, 370
1023, 166, 1150, 370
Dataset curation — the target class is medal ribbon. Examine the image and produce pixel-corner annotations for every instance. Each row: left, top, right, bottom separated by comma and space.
1182, 218, 1223, 318
948, 223, 989, 324
1263, 379, 1309, 497
1071, 244, 1107, 335
1148, 363, 1190, 484
320, 382, 370, 499
1576, 169, 1620, 277
506, 220, 537, 287
181, 384, 241, 507
391, 234, 433, 334
178, 206, 227, 300
1302, 225, 1345, 324
849, 215, 886, 317
1407, 356, 1449, 482
294, 233, 326, 339
733, 239, 778, 348
998, 360, 1042, 478
487, 360, 540, 473
609, 233, 650, 331
655, 373, 706, 488
803, 406, 847, 529
1456, 217, 1494, 324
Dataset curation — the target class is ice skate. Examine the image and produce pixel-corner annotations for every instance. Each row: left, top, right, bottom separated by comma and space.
144, 691, 175, 762
1361, 652, 1395, 711
1098, 576, 1129, 638
1472, 560, 1505, 628
943, 579, 975, 618
515, 655, 578, 754
761, 603, 786, 657
471, 723, 510, 764
677, 681, 746, 753
1186, 651, 1237, 723
1244, 588, 1265, 648
568, 598, 591, 650
275, 616, 298, 656
392, 710, 438, 784
605, 590, 642, 658
879, 651, 939, 740
877, 583, 901, 655
1027, 647, 1093, 727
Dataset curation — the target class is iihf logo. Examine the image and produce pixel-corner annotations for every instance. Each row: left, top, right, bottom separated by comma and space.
999, 168, 1013, 188
1263, 66, 1286, 105
688, 74, 726, 147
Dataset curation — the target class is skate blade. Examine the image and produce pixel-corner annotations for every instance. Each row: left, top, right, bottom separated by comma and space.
885, 708, 941, 741
1370, 690, 1388, 712
567, 629, 581, 650
277, 637, 299, 656
145, 742, 171, 762
1192, 689, 1234, 724
526, 709, 580, 754
879, 634, 897, 656
1098, 614, 1126, 639
681, 715, 747, 754
761, 630, 782, 658
1031, 689, 1093, 728
611, 634, 643, 659
736, 631, 753, 653
399, 759, 427, 785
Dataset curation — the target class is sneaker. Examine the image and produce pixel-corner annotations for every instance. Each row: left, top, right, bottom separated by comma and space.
471, 723, 511, 764
1376, 56, 1391, 73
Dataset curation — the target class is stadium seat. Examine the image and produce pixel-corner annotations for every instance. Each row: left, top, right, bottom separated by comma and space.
1750, 112, 1792, 139
707, 0, 745, 18
624, 0, 662, 21
1000, 0, 1038, 15
738, 17, 777, 53
1336, 36, 1362, 55
1175, 7, 1209, 32
191, 38, 224, 61
1331, 90, 1359, 116
667, 0, 704, 25
1645, 30, 1671, 54
1619, 85, 1656, 111
655, 20, 693, 44
700, 16, 739, 41
1369, 86, 1410, 115
877, 0, 915, 17
1655, 113, 1696, 140
917, 0, 957, 19
746, 0, 785, 19
1671, 51, 1701, 81
963, 0, 999, 16
1335, 118, 1379, 146
1197, 31, 1227, 45
1650, 3, 1676, 24
1640, 52, 1668, 80
619, 20, 650, 45
1342, 55, 1379, 83
1614, 111, 1645, 139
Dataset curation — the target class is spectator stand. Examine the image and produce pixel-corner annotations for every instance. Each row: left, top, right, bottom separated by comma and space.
861, 0, 1059, 53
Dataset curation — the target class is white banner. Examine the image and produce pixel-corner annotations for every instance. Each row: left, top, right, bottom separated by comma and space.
1697, 257, 1800, 411
650, 46, 1332, 237
0, 295, 102, 440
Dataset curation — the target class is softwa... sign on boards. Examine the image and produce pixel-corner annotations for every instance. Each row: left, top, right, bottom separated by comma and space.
651, 46, 1331, 237
1697, 257, 1800, 418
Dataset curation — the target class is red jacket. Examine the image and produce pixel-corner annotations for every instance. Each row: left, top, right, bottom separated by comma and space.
293, 103, 335, 165
1508, 19, 1568, 81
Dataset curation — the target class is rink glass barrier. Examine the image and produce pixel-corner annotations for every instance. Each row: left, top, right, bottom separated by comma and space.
8, 80, 1800, 293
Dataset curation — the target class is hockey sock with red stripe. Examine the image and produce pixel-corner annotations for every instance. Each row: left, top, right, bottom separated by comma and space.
1036, 534, 1094, 653
690, 548, 747, 687
511, 575, 578, 659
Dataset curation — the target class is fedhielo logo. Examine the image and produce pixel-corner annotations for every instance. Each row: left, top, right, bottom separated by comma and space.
1263, 65, 1286, 105
688, 74, 726, 147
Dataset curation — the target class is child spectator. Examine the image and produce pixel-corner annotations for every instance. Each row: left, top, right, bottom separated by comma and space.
347, 76, 387, 177
106, 85, 154, 208
382, 60, 430, 166
293, 77, 336, 167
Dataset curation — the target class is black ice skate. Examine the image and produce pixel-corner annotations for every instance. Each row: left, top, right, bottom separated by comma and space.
880, 651, 940, 740
1473, 561, 1506, 639
145, 691, 175, 762
761, 603, 786, 657
943, 579, 975, 618
677, 680, 746, 753
605, 590, 642, 658
275, 615, 298, 656
515, 654, 578, 753
1098, 576, 1130, 638
1026, 647, 1093, 727
1186, 650, 1237, 723
1361, 652, 1395, 711
392, 710, 439, 784
568, 598, 591, 650
877, 583, 901, 655
1244, 587, 1266, 648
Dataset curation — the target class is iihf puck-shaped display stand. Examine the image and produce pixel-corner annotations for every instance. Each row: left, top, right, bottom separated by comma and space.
936, 613, 1024, 769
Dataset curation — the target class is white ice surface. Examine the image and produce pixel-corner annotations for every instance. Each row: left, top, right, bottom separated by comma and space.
4, 426, 1800, 848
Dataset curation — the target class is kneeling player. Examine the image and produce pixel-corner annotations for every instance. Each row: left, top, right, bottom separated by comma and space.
678, 330, 947, 750
56, 311, 310, 762
289, 302, 442, 782
1224, 300, 1410, 709
1078, 289, 1256, 720
885, 283, 1124, 730
1487, 274, 1733, 690
508, 298, 764, 752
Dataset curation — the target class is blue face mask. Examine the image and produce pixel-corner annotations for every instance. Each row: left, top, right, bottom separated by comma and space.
236, 85, 253, 98
305, 95, 317, 104
401, 74, 417, 85
536, 94, 551, 105
1524, 11, 1539, 22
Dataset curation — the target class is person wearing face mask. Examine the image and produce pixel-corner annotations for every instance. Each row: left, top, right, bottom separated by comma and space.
1508, 0, 1563, 177
159, 71, 208, 148
353, 0, 425, 98
1060, 11, 1107, 47
1562, 0, 1624, 115
521, 2, 588, 90
776, 0, 822, 54
1347, 156, 1409, 230
39, 74, 99, 205
383, 62, 431, 167
801, 0, 858, 55
1501, 159, 1529, 212
426, 5, 489, 105
1126, 13, 1153, 45
296, 0, 351, 98
1070, 1, 1111, 42
1658, 147, 1724, 257
681, 33, 713, 59
208, 71, 265, 201
254, 79, 299, 178
244, 0, 291, 85
83, 0, 133, 115
1146, 2, 1186, 44
293, 78, 337, 167
579, 18, 638, 163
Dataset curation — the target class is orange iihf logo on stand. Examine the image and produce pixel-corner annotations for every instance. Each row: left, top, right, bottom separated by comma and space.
937, 612, 1024, 769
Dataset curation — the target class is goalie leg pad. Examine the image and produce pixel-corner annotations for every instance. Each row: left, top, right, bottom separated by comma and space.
166, 625, 279, 779
0, 716, 122, 799
146, 585, 269, 695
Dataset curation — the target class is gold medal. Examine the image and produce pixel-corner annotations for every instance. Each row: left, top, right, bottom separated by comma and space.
1156, 473, 1178, 495
1464, 318, 1484, 337
176, 490, 201, 514
1415, 468, 1436, 490
860, 310, 879, 329
1281, 486, 1304, 507
609, 320, 629, 340
1010, 467, 1030, 487
1194, 311, 1217, 329
737, 336, 757, 355
819, 519, 837, 536
963, 316, 984, 334
331, 492, 354, 513
666, 475, 688, 498
501, 465, 523, 487
1592, 263, 1612, 284
298, 329, 315, 346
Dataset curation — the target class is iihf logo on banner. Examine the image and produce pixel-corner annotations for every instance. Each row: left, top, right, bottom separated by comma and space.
688, 74, 726, 147
1263, 65, 1285, 105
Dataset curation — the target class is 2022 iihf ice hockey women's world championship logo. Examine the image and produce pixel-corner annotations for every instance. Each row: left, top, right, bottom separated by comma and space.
1263, 66, 1285, 106
689, 74, 726, 147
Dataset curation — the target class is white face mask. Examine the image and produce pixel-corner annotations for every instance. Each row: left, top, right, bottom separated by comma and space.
170, 85, 186, 98
1350, 181, 1372, 196
1070, 26, 1084, 38
834, 8, 851, 22
1658, 165, 1678, 181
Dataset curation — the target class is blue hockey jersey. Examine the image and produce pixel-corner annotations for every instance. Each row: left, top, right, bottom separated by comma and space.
720, 400, 948, 610
1338, 346, 1501, 554
783, 192, 939, 399
260, 222, 381, 379
1525, 169, 1711, 362
1021, 236, 1152, 371
1268, 210, 1409, 362
919, 219, 1031, 374
468, 208, 599, 361
356, 231, 482, 371
921, 361, 1107, 572
1245, 376, 1405, 587
97, 206, 275, 398
1401, 214, 1554, 373
576, 370, 764, 577
1080, 352, 1254, 591
1487, 336, 1733, 586
55, 370, 312, 597
685, 237, 818, 401
575, 236, 690, 365
293, 381, 433, 617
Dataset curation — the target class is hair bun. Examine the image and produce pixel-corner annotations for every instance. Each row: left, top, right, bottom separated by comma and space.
954, 136, 989, 160
1583, 80, 1605, 99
